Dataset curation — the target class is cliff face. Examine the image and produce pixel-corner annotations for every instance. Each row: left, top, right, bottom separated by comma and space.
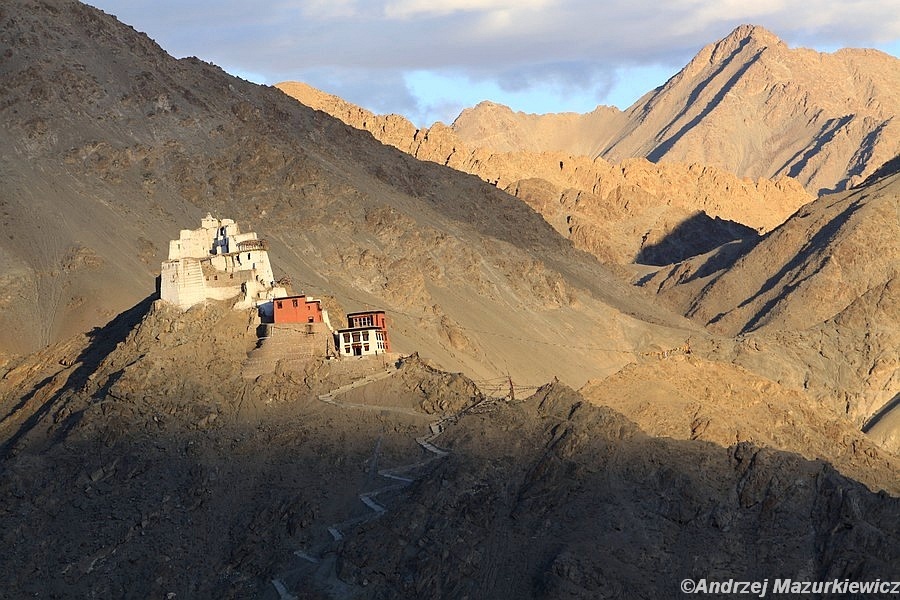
278, 81, 813, 266
450, 25, 900, 196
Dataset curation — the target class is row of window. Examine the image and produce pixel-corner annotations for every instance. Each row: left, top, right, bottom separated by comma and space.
351, 315, 375, 327
275, 298, 318, 310
341, 340, 387, 354
340, 330, 387, 343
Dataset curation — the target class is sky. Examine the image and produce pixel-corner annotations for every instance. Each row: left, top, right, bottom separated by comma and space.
86, 1, 900, 127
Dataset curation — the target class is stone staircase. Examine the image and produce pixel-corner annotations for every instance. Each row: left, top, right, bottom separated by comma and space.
241, 323, 333, 379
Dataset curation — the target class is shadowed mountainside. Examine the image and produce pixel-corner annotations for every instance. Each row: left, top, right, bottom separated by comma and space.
1, 300, 898, 598
1, 2, 899, 597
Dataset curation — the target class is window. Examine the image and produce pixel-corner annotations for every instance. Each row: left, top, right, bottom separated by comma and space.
363, 344, 369, 352
343, 333, 350, 343
351, 315, 374, 328
352, 332, 361, 342
276, 301, 283, 308
362, 331, 369, 341
344, 346, 350, 354
292, 299, 299, 307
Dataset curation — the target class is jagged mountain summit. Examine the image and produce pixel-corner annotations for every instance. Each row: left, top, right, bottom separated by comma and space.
450, 25, 900, 195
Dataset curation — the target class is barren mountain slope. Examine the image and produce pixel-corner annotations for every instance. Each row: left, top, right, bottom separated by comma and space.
452, 25, 900, 195
580, 354, 900, 493
0, 0, 697, 386
338, 384, 900, 599
653, 171, 899, 336
279, 81, 812, 265
1, 303, 898, 598
640, 171, 899, 433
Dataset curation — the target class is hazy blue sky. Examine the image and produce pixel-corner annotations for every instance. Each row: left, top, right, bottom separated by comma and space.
87, 1, 900, 126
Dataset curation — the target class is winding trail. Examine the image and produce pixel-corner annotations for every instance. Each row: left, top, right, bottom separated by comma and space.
269, 365, 485, 599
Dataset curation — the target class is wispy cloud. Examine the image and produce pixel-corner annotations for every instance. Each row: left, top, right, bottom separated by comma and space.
300, 0, 359, 19
86, 0, 900, 125
383, 0, 550, 19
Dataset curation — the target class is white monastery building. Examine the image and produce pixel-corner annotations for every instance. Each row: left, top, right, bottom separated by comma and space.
161, 215, 395, 366
160, 214, 287, 315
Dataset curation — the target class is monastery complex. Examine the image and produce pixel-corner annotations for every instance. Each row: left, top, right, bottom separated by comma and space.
160, 215, 391, 367
161, 214, 286, 315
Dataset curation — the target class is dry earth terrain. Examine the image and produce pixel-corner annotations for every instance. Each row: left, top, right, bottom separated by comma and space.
1, 299, 898, 598
0, 0, 696, 390
0, 1, 898, 598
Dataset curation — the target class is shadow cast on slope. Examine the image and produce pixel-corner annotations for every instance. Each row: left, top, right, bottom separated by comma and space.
1, 375, 899, 599
707, 198, 864, 333
863, 392, 900, 434
328, 385, 900, 599
635, 212, 759, 266
776, 115, 854, 194
0, 293, 157, 461
646, 43, 762, 163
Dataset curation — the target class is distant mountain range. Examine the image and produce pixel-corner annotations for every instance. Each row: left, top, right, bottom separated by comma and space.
450, 25, 899, 196
278, 80, 814, 267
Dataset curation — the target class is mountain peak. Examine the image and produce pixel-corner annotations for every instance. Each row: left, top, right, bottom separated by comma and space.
699, 24, 785, 65
724, 24, 784, 47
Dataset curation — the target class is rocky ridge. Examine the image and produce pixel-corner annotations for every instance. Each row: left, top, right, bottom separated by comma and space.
1, 300, 898, 598
279, 81, 813, 265
638, 170, 899, 446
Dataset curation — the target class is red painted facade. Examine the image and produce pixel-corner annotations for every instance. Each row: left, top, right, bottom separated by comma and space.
347, 310, 388, 331
273, 295, 324, 324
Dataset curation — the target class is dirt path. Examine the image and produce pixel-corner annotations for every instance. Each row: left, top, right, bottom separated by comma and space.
268, 367, 473, 599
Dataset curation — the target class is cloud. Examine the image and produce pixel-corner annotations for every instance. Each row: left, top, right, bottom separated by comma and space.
299, 0, 359, 19
383, 0, 550, 19
298, 66, 425, 119
86, 0, 900, 123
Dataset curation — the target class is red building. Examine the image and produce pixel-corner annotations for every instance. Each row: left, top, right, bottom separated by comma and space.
336, 310, 391, 356
273, 295, 324, 324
